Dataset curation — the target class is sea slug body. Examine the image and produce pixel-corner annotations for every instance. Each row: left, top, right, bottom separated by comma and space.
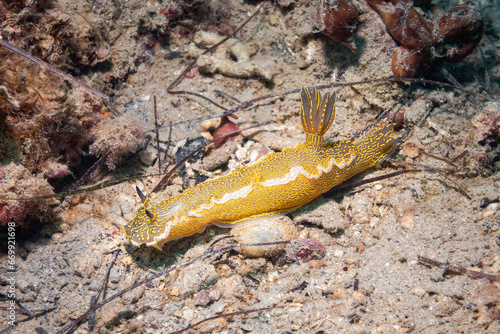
123, 88, 401, 250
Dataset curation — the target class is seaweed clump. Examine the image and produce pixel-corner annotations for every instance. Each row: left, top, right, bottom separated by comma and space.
0, 0, 108, 69
367, 0, 483, 78
89, 115, 147, 170
0, 47, 102, 171
472, 103, 500, 147
0, 163, 54, 228
0, 0, 112, 173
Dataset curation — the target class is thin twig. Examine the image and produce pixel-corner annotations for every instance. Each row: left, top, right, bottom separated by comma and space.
69, 152, 110, 192
164, 121, 173, 169
451, 150, 468, 163
325, 169, 422, 197
0, 39, 107, 100
417, 256, 500, 282
478, 46, 492, 97
87, 249, 120, 332
87, 296, 97, 332
418, 149, 458, 169
352, 83, 414, 141
0, 302, 56, 331
153, 96, 161, 175
153, 75, 489, 134
386, 158, 471, 199
0, 303, 56, 317
206, 235, 236, 254
214, 89, 241, 104
440, 67, 464, 90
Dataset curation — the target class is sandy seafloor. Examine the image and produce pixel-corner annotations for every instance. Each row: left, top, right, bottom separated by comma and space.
1, 0, 500, 333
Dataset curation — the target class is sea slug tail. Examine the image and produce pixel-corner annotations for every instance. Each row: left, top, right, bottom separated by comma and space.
300, 87, 336, 136
356, 123, 402, 167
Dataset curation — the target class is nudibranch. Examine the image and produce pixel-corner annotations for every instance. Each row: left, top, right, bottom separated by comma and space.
123, 88, 401, 250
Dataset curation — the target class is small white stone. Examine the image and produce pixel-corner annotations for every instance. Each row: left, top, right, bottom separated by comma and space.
333, 249, 344, 257
268, 271, 278, 282
249, 150, 259, 163
138, 150, 156, 166
235, 146, 248, 160
369, 217, 380, 228
483, 202, 500, 217
181, 308, 195, 321
411, 287, 426, 297
118, 195, 136, 221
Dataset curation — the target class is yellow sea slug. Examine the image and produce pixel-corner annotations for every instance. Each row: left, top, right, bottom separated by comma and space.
123, 87, 401, 250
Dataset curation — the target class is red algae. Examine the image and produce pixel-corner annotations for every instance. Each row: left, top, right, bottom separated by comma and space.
434, 1, 484, 63
367, 0, 483, 77
213, 115, 239, 149
316, 0, 360, 53
0, 163, 54, 228
286, 239, 326, 262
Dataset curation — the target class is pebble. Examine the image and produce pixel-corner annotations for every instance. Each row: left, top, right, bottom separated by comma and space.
268, 271, 278, 282
118, 195, 136, 221
411, 286, 426, 297
52, 233, 64, 243
350, 196, 370, 214
210, 300, 227, 314
174, 307, 195, 321
352, 291, 364, 303
309, 260, 324, 269
172, 262, 218, 295
109, 268, 121, 284
58, 278, 69, 289
194, 290, 210, 306
137, 95, 150, 102
483, 202, 499, 217
138, 150, 156, 166
213, 275, 246, 298
123, 286, 145, 304
240, 325, 254, 332
18, 246, 28, 259
402, 142, 420, 158
209, 289, 221, 302
286, 239, 326, 262
333, 249, 344, 258
164, 51, 184, 59
231, 216, 299, 258
400, 214, 415, 230
17, 279, 29, 293
89, 279, 101, 292
85, 267, 95, 277
24, 241, 36, 253
369, 216, 380, 228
